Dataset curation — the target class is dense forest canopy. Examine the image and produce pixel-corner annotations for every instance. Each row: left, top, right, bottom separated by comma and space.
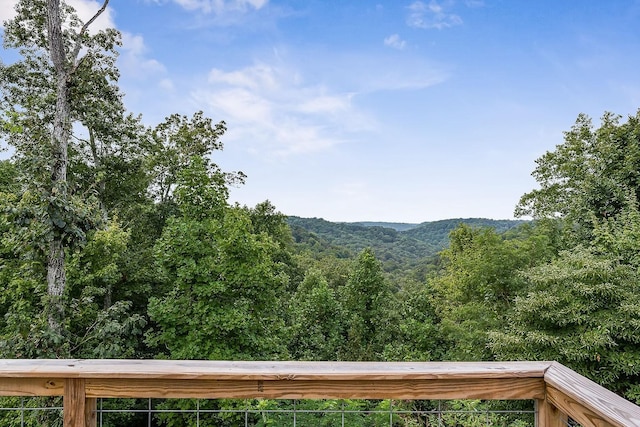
1, 1, 640, 425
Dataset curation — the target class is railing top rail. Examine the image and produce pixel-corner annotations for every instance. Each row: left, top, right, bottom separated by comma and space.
544, 362, 640, 427
1, 360, 640, 426
0, 359, 552, 380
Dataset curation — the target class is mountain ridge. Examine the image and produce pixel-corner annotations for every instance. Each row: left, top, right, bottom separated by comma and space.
287, 216, 526, 270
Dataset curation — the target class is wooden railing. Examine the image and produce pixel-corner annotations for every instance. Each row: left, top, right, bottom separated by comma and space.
0, 359, 639, 426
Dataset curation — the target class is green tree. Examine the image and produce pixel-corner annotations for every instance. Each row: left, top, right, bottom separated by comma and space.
493, 109, 640, 403
288, 269, 345, 360
489, 245, 640, 403
1, 1, 163, 361
516, 110, 640, 242
382, 279, 442, 361
1, 0, 116, 332
340, 248, 393, 361
0, 0, 152, 344
146, 112, 245, 205
430, 224, 556, 360
147, 157, 287, 360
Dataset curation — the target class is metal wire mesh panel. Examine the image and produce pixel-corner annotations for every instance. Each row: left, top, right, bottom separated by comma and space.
0, 397, 64, 427
92, 398, 536, 427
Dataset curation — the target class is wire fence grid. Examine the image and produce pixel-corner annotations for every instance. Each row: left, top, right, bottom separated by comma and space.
0, 397, 557, 427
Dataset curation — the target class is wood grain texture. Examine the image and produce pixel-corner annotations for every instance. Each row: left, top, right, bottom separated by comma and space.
0, 377, 63, 396
84, 377, 545, 400
536, 398, 568, 427
85, 398, 97, 427
547, 385, 611, 427
544, 362, 640, 427
64, 379, 88, 427
0, 360, 639, 427
0, 359, 551, 380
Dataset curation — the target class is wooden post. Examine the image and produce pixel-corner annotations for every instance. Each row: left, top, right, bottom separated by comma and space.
64, 379, 96, 427
537, 398, 568, 427
86, 398, 97, 427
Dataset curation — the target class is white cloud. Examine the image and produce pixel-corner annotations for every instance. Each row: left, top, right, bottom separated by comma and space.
119, 32, 167, 77
384, 34, 406, 50
329, 52, 449, 92
172, 0, 267, 14
1, 0, 115, 31
298, 95, 352, 114
0, 0, 18, 24
407, 0, 462, 30
202, 87, 273, 125
159, 78, 175, 91
209, 63, 279, 90
193, 61, 370, 157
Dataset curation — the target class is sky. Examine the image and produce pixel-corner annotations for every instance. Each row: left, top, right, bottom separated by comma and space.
2, 0, 640, 223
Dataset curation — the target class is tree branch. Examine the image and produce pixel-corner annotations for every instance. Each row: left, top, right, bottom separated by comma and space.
70, 0, 110, 67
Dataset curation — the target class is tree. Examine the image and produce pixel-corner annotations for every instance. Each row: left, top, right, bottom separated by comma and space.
1, 0, 116, 333
489, 246, 640, 403
494, 109, 640, 403
287, 269, 345, 360
381, 279, 442, 361
516, 110, 640, 241
147, 156, 288, 360
146, 112, 245, 205
430, 223, 556, 360
340, 248, 393, 360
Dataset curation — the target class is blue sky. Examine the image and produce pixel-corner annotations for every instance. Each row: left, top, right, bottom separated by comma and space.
2, 0, 640, 222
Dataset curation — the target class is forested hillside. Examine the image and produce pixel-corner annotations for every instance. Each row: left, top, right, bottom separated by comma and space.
288, 216, 524, 270
1, 2, 640, 425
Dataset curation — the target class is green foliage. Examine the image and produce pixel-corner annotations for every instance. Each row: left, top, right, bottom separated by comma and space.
148, 205, 288, 359
431, 223, 556, 360
288, 216, 525, 273
404, 218, 526, 250
147, 112, 244, 205
516, 110, 640, 240
0, 160, 18, 193
340, 248, 395, 361
247, 399, 409, 427
288, 269, 345, 360
490, 246, 640, 400
381, 280, 441, 361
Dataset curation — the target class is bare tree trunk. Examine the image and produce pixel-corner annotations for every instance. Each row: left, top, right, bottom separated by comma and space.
46, 0, 70, 334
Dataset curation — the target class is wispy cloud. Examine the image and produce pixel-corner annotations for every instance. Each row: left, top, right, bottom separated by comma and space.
327, 52, 449, 92
407, 0, 463, 30
193, 61, 371, 157
119, 32, 168, 82
171, 0, 268, 14
384, 34, 407, 50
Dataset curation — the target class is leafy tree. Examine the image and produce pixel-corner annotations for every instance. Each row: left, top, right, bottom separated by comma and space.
1, 1, 161, 361
146, 112, 245, 205
0, 0, 130, 336
430, 224, 556, 360
288, 269, 345, 360
340, 248, 393, 361
382, 279, 442, 361
489, 245, 640, 403
147, 157, 287, 360
516, 110, 640, 242
245, 200, 303, 293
